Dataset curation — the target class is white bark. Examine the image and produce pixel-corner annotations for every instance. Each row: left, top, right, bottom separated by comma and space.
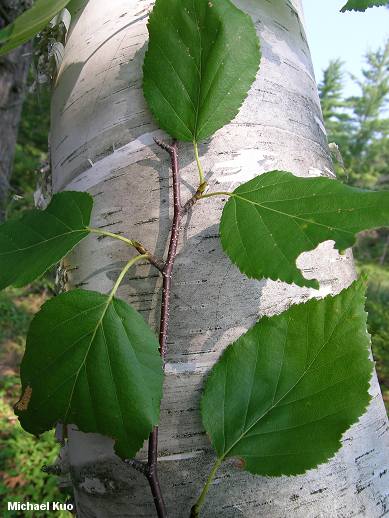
51, 0, 389, 516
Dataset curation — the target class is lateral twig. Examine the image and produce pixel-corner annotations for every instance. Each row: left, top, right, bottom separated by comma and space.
182, 181, 208, 214
88, 227, 164, 272
127, 139, 182, 518
133, 241, 165, 272
148, 139, 182, 517
155, 139, 181, 360
127, 139, 211, 516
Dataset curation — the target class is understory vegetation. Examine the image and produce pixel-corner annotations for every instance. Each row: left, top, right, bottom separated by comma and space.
0, 281, 71, 517
0, 89, 71, 516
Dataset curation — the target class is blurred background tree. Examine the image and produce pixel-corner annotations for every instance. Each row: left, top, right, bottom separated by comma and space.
319, 39, 389, 409
319, 40, 389, 189
0, 10, 61, 513
0, 1, 33, 221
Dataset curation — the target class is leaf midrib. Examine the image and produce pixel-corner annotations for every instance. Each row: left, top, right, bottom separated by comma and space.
28, 302, 107, 381
153, 40, 197, 112
148, 75, 193, 138
0, 229, 87, 257
231, 193, 355, 236
196, 26, 250, 137
28, 300, 109, 415
192, 0, 203, 141
63, 296, 114, 423
219, 290, 358, 461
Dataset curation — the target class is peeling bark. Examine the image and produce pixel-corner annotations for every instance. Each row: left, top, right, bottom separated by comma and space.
50, 0, 389, 516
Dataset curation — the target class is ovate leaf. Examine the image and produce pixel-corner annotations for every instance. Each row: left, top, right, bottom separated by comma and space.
341, 0, 387, 12
201, 280, 372, 476
0, 191, 92, 290
143, 0, 260, 142
15, 289, 163, 459
0, 0, 71, 56
220, 170, 389, 288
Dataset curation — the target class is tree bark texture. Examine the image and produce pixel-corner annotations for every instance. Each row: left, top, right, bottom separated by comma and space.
0, 0, 32, 221
50, 0, 389, 516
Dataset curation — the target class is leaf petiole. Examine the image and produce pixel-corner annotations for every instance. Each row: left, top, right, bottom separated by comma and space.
193, 141, 206, 186
87, 227, 137, 247
198, 191, 232, 200
88, 227, 164, 271
108, 254, 149, 301
190, 457, 223, 517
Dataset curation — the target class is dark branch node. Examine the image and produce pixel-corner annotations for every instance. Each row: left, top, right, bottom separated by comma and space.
182, 181, 208, 214
154, 137, 176, 155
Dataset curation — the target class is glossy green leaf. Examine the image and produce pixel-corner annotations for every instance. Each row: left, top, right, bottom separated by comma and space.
201, 279, 372, 476
341, 0, 387, 12
220, 170, 389, 289
0, 191, 92, 290
143, 0, 260, 142
0, 0, 71, 56
15, 289, 163, 459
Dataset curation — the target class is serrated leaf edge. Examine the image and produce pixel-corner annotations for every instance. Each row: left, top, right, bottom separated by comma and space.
201, 279, 373, 477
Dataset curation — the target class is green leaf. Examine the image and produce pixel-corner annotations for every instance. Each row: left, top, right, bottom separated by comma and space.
0, 191, 92, 290
143, 0, 260, 142
201, 279, 372, 476
15, 289, 163, 459
220, 170, 389, 289
341, 0, 387, 12
0, 0, 71, 56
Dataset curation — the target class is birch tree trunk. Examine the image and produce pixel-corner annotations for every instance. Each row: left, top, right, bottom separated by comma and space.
50, 0, 389, 516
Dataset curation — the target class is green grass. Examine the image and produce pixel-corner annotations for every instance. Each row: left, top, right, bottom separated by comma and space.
0, 377, 70, 518
0, 280, 72, 518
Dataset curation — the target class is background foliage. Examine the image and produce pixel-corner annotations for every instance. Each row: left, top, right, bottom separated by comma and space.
5, 80, 50, 219
0, 77, 70, 516
319, 40, 389, 406
0, 281, 71, 517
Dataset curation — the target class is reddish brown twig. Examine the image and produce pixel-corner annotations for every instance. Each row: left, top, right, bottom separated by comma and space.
146, 139, 182, 517
127, 139, 182, 518
132, 241, 165, 272
156, 139, 181, 359
182, 181, 208, 214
